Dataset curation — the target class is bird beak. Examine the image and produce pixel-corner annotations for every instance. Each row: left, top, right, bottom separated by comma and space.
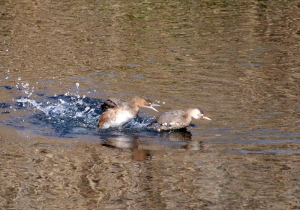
147, 103, 160, 112
143, 105, 159, 112
203, 116, 211, 120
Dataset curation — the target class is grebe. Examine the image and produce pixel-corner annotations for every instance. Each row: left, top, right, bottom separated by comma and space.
149, 108, 211, 132
98, 96, 159, 129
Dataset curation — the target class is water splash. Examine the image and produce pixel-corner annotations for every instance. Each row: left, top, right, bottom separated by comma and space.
17, 94, 103, 129
14, 92, 157, 137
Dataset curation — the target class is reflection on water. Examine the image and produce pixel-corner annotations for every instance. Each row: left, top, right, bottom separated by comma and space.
101, 130, 200, 150
0, 0, 300, 209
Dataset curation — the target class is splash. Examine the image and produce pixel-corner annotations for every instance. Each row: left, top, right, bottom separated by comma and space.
17, 93, 103, 129
1, 78, 158, 138
16, 93, 156, 137
13, 83, 156, 136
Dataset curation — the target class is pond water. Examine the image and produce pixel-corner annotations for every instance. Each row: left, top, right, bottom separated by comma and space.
0, 0, 299, 209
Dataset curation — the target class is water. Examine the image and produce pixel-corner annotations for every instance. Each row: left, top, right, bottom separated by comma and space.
0, 0, 300, 209
0, 82, 201, 151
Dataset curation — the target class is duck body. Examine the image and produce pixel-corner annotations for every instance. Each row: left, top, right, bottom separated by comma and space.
98, 103, 138, 129
98, 96, 158, 129
149, 108, 211, 132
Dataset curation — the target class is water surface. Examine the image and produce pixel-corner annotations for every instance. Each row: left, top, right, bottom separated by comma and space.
0, 0, 299, 209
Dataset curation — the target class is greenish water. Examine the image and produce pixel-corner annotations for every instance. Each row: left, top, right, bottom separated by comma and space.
0, 0, 299, 209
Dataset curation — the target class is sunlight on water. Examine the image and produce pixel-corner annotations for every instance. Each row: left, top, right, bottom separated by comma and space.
1, 0, 300, 209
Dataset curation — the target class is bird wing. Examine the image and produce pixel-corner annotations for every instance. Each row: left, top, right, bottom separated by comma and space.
100, 98, 127, 112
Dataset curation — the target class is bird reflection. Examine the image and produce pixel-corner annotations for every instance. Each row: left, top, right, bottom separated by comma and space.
156, 130, 203, 150
158, 129, 192, 141
101, 129, 203, 155
132, 148, 151, 161
101, 132, 138, 149
101, 132, 151, 161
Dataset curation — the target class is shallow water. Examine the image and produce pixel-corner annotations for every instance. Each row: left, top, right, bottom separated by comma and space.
0, 0, 300, 209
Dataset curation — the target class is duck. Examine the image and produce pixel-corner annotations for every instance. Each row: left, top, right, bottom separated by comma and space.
98, 96, 159, 129
148, 108, 211, 132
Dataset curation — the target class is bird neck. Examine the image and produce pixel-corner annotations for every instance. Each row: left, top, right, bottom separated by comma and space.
128, 101, 140, 113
